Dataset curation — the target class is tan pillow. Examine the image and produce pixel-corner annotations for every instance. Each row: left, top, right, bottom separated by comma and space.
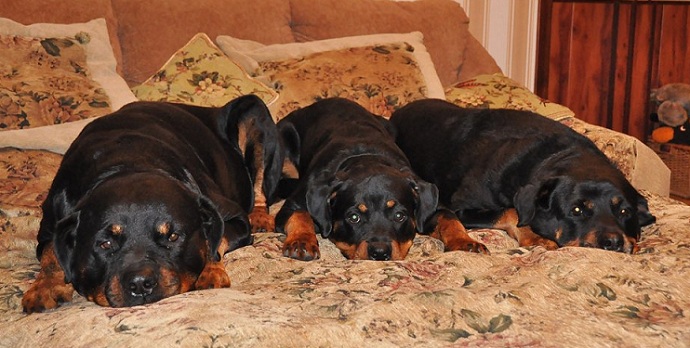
0, 18, 136, 153
217, 32, 445, 121
0, 0, 122, 72
112, 0, 295, 86
288, 0, 471, 87
132, 33, 277, 108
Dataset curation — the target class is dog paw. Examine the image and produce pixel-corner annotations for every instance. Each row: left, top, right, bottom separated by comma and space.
445, 239, 491, 254
528, 238, 559, 251
22, 279, 74, 314
282, 237, 321, 261
249, 206, 275, 233
195, 261, 231, 289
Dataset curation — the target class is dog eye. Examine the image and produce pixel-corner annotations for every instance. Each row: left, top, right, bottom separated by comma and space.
346, 213, 361, 224
393, 212, 407, 223
619, 208, 630, 217
168, 233, 180, 242
99, 240, 113, 250
571, 206, 583, 216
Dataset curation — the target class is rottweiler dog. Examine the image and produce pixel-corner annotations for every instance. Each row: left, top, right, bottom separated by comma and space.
390, 99, 656, 253
275, 98, 487, 261
22, 95, 282, 313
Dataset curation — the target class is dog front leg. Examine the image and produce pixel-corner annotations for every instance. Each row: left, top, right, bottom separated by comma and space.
22, 243, 75, 313
493, 209, 558, 250
277, 210, 320, 261
426, 209, 489, 254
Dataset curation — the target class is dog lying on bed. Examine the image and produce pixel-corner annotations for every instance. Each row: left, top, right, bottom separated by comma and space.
390, 99, 655, 253
275, 98, 487, 261
22, 95, 282, 313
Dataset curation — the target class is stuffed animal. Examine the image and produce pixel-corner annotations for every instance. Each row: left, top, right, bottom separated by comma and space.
650, 83, 690, 144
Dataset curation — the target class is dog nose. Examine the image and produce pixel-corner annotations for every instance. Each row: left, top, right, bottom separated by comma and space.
124, 270, 158, 297
598, 232, 624, 252
368, 242, 392, 261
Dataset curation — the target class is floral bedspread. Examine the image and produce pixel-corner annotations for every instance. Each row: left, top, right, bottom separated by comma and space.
1, 146, 689, 347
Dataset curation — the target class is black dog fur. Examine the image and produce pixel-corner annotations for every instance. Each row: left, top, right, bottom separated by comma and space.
22, 95, 282, 313
275, 98, 486, 261
390, 99, 655, 253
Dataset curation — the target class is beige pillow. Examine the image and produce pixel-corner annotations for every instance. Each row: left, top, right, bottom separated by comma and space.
0, 18, 136, 153
216, 32, 445, 120
132, 33, 277, 108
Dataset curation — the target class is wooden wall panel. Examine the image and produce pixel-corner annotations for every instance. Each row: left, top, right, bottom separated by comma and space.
658, 5, 690, 84
570, 3, 615, 128
537, 0, 690, 142
627, 5, 659, 138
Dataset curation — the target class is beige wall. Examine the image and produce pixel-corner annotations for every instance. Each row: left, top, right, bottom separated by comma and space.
456, 0, 538, 91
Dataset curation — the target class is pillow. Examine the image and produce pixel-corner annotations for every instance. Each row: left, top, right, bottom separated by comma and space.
111, 0, 295, 86
216, 32, 445, 120
0, 18, 136, 153
445, 74, 575, 121
132, 33, 277, 108
288, 0, 475, 87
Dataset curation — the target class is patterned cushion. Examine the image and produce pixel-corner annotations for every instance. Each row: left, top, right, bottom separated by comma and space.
445, 73, 575, 121
132, 33, 277, 108
0, 18, 135, 131
216, 32, 445, 120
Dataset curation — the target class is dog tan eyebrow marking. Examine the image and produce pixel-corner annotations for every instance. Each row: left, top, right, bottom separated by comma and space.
611, 196, 622, 205
358, 204, 368, 213
157, 222, 171, 235
110, 224, 123, 235
386, 200, 396, 208
584, 200, 595, 210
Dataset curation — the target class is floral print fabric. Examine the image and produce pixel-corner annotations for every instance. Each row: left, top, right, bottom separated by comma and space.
446, 73, 575, 121
0, 33, 111, 130
1, 146, 689, 347
260, 42, 430, 120
131, 33, 277, 108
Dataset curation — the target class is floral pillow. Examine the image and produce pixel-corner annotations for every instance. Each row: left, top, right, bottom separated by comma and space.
132, 33, 277, 108
216, 32, 445, 120
0, 18, 135, 131
445, 73, 575, 121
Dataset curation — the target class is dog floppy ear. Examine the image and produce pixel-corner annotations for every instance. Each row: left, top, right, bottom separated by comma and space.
513, 178, 560, 227
410, 180, 439, 232
198, 194, 251, 261
636, 196, 656, 227
53, 211, 80, 284
217, 94, 284, 205
306, 173, 341, 238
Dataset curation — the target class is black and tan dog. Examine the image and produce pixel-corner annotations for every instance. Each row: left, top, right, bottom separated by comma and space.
390, 99, 655, 253
275, 98, 487, 261
22, 95, 282, 313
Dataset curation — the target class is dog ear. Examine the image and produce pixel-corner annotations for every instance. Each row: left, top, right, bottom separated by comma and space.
374, 114, 398, 138
513, 178, 560, 227
198, 195, 251, 261
278, 121, 301, 170
410, 180, 439, 233
53, 212, 80, 284
636, 196, 656, 227
217, 95, 285, 205
306, 175, 341, 238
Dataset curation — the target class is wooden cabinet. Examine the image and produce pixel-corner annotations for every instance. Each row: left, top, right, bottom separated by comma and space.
536, 0, 690, 141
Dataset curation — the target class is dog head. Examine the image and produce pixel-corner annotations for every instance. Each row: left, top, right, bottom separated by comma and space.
53, 172, 249, 307
307, 162, 438, 261
514, 176, 655, 253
